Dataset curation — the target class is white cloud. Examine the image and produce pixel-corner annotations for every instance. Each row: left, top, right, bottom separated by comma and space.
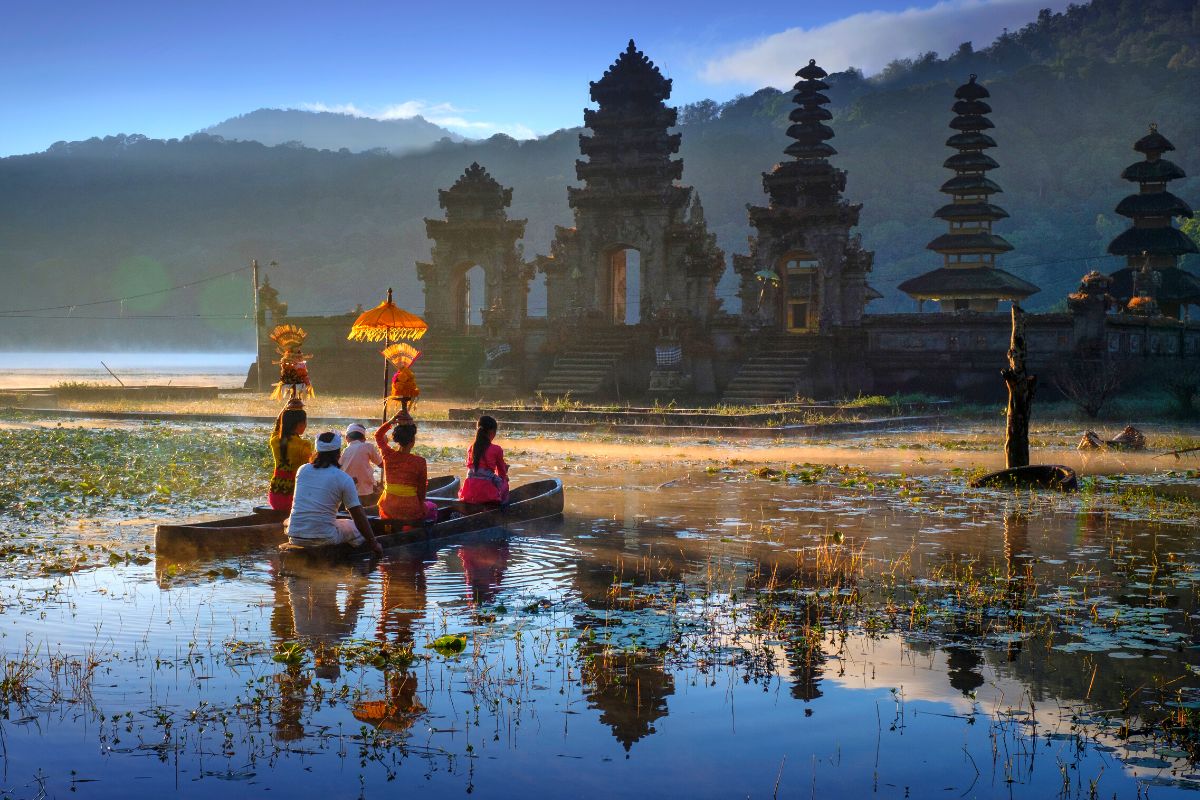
701, 0, 1072, 85
300, 100, 537, 139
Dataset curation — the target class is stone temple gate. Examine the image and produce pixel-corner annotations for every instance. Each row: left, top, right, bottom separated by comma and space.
416, 162, 531, 336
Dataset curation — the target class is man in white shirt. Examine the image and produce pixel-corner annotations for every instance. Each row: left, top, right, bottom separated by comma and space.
340, 422, 383, 504
286, 431, 383, 555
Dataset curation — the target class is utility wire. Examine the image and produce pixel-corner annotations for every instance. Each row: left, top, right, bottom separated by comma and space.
0, 264, 253, 316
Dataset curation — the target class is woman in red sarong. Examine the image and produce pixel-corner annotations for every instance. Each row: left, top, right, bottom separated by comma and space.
374, 412, 438, 523
459, 415, 509, 505
268, 404, 311, 512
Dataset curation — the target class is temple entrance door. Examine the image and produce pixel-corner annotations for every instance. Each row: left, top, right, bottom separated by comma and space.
782, 254, 819, 333
453, 265, 487, 331
607, 248, 641, 325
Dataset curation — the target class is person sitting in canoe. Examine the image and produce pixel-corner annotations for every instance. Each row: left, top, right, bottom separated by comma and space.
459, 415, 509, 505
341, 422, 383, 506
286, 431, 383, 555
374, 411, 438, 524
268, 402, 312, 513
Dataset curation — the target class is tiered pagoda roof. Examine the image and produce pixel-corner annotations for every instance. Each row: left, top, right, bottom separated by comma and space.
750, 60, 861, 230
570, 40, 687, 209
1106, 125, 1199, 316
899, 75, 1037, 308
735, 59, 876, 332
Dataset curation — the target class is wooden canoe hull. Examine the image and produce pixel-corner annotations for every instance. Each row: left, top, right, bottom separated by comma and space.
278, 479, 565, 565
969, 465, 1079, 492
251, 475, 460, 517
158, 475, 461, 555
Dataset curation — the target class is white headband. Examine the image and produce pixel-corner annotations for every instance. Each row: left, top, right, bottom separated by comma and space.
315, 432, 343, 452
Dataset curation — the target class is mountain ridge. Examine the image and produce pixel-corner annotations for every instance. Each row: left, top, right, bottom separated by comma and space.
200, 107, 464, 154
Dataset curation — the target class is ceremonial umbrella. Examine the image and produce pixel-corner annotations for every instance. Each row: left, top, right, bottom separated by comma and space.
754, 269, 781, 307
347, 288, 427, 419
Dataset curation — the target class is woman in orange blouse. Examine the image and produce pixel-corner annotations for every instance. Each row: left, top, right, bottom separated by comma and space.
374, 412, 437, 523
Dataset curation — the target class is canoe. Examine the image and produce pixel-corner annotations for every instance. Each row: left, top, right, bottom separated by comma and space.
969, 465, 1079, 492
158, 475, 461, 555
156, 510, 288, 555
278, 479, 564, 564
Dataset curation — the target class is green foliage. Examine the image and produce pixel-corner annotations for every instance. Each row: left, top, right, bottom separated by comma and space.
0, 425, 269, 521
427, 633, 467, 657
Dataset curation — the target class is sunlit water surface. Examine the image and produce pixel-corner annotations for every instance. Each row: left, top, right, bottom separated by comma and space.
1, 461, 1198, 798
0, 352, 252, 389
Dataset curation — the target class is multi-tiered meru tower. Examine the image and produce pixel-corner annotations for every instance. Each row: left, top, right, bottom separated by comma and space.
1106, 125, 1199, 319
734, 59, 875, 334
899, 75, 1038, 311
538, 40, 724, 326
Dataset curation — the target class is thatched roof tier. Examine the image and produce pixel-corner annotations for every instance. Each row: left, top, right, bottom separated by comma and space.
1115, 191, 1194, 219
933, 202, 1010, 222
1109, 266, 1200, 305
1107, 226, 1199, 257
898, 266, 1037, 300
927, 232, 1014, 255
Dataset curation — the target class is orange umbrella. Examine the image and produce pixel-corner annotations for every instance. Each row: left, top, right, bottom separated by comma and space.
347, 288, 428, 419
347, 288, 428, 342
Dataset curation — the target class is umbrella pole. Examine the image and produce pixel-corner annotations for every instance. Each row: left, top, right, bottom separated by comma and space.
382, 330, 390, 423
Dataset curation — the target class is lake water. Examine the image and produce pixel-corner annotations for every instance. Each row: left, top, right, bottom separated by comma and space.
1, 426, 1198, 799
0, 351, 254, 389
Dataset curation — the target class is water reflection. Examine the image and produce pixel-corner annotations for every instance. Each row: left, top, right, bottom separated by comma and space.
6, 459, 1200, 797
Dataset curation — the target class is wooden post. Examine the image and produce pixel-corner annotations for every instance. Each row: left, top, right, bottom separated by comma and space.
1003, 304, 1036, 468
251, 259, 263, 393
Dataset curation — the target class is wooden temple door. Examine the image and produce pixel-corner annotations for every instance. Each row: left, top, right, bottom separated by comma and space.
609, 250, 627, 325
783, 255, 818, 333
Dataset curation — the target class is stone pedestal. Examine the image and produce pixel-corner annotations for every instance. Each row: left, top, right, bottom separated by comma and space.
477, 367, 520, 394
648, 369, 690, 396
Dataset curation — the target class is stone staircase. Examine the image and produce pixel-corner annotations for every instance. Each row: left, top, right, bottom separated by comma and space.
414, 335, 484, 395
721, 335, 816, 405
535, 328, 634, 398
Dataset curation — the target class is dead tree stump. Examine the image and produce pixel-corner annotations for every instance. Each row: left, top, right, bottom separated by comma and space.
1003, 304, 1036, 469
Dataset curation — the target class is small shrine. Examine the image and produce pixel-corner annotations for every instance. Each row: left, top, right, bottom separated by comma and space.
733, 59, 876, 334
1105, 125, 1200, 319
899, 75, 1038, 312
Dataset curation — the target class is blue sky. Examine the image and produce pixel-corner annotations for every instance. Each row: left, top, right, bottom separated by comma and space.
0, 0, 1067, 156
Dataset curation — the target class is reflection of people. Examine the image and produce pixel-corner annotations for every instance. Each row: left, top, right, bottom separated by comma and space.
374, 413, 437, 523
269, 563, 369, 737
341, 422, 383, 506
285, 564, 369, 681
354, 554, 430, 732
268, 404, 311, 512
459, 539, 510, 606
460, 415, 509, 504
287, 432, 383, 556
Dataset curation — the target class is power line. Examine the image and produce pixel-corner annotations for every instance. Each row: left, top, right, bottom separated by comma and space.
0, 264, 253, 316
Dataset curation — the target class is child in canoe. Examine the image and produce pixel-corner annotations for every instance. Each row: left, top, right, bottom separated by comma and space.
460, 415, 509, 505
268, 402, 312, 513
374, 411, 438, 524
341, 422, 383, 506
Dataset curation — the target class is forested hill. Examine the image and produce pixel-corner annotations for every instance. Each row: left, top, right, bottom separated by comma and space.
0, 0, 1196, 349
